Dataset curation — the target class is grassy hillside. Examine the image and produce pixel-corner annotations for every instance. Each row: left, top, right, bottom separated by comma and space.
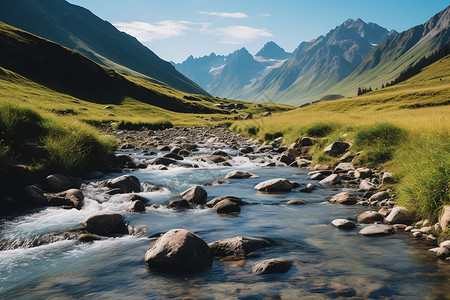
232, 54, 450, 222
0, 22, 291, 127
0, 0, 208, 95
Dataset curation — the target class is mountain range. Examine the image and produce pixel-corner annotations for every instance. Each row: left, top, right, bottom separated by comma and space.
175, 19, 396, 104
0, 0, 208, 96
175, 5, 450, 105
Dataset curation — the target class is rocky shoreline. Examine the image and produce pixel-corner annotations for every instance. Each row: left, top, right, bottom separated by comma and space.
2, 126, 449, 273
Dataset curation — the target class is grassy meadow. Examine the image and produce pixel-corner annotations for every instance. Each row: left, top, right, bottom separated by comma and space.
232, 55, 450, 223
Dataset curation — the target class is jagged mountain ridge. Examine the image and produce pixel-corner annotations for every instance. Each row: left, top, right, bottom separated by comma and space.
174, 41, 292, 99
324, 5, 450, 97
0, 0, 209, 95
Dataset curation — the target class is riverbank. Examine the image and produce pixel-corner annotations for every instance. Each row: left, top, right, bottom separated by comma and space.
1, 125, 449, 299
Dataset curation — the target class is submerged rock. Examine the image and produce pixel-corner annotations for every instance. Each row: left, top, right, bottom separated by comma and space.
251, 258, 292, 275
208, 236, 274, 257
78, 233, 102, 243
82, 211, 128, 236
145, 229, 212, 273
225, 170, 258, 179
254, 178, 292, 192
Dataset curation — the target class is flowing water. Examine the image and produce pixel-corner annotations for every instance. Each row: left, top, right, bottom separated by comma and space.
0, 146, 449, 299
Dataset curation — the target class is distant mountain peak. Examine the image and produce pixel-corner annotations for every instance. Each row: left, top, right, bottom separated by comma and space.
255, 41, 291, 60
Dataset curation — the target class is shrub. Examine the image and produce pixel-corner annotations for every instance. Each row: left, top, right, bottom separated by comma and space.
246, 125, 259, 136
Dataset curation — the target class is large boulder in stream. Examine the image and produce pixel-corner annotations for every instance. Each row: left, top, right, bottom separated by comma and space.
82, 211, 128, 236
105, 175, 141, 193
254, 178, 292, 192
208, 236, 274, 257
145, 229, 213, 273
46, 174, 82, 192
178, 185, 207, 205
206, 196, 245, 207
357, 211, 384, 224
359, 224, 394, 236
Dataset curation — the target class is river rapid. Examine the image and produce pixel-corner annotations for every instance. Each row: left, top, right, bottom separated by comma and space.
0, 131, 449, 299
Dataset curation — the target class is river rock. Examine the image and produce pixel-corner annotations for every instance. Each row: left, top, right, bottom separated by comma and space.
440, 240, 450, 250
126, 194, 148, 203
359, 224, 394, 236
310, 173, 326, 180
296, 137, 313, 147
385, 206, 411, 224
287, 200, 306, 205
324, 142, 350, 157
279, 154, 294, 166
126, 200, 146, 212
208, 236, 274, 257
435, 247, 450, 259
163, 153, 184, 160
359, 179, 378, 191
179, 185, 207, 205
251, 258, 292, 275
47, 189, 84, 209
357, 211, 384, 224
440, 205, 450, 231
225, 170, 258, 179
149, 157, 177, 166
254, 178, 292, 192
329, 192, 357, 205
319, 174, 342, 185
105, 175, 141, 193
213, 199, 241, 214
78, 233, 102, 243
157, 145, 171, 151
382, 172, 394, 184
82, 211, 128, 236
119, 143, 134, 150
206, 196, 244, 207
46, 174, 82, 192
24, 185, 47, 206
168, 199, 190, 209
334, 162, 355, 173
355, 168, 373, 179
331, 219, 357, 229
369, 191, 390, 202
144, 229, 212, 273
339, 152, 355, 162
378, 207, 391, 218
211, 150, 229, 157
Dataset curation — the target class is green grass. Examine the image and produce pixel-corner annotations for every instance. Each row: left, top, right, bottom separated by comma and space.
232, 55, 450, 222
0, 103, 116, 176
397, 133, 449, 223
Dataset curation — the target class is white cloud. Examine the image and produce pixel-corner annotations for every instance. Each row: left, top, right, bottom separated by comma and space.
198, 11, 248, 19
215, 25, 273, 44
257, 13, 272, 17
113, 20, 209, 42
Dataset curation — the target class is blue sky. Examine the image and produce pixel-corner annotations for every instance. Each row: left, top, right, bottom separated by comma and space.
68, 0, 449, 63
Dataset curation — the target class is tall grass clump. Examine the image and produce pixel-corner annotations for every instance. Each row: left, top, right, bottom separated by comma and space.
0, 104, 47, 142
115, 120, 173, 131
43, 123, 116, 175
302, 122, 339, 137
397, 133, 450, 223
352, 123, 407, 167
